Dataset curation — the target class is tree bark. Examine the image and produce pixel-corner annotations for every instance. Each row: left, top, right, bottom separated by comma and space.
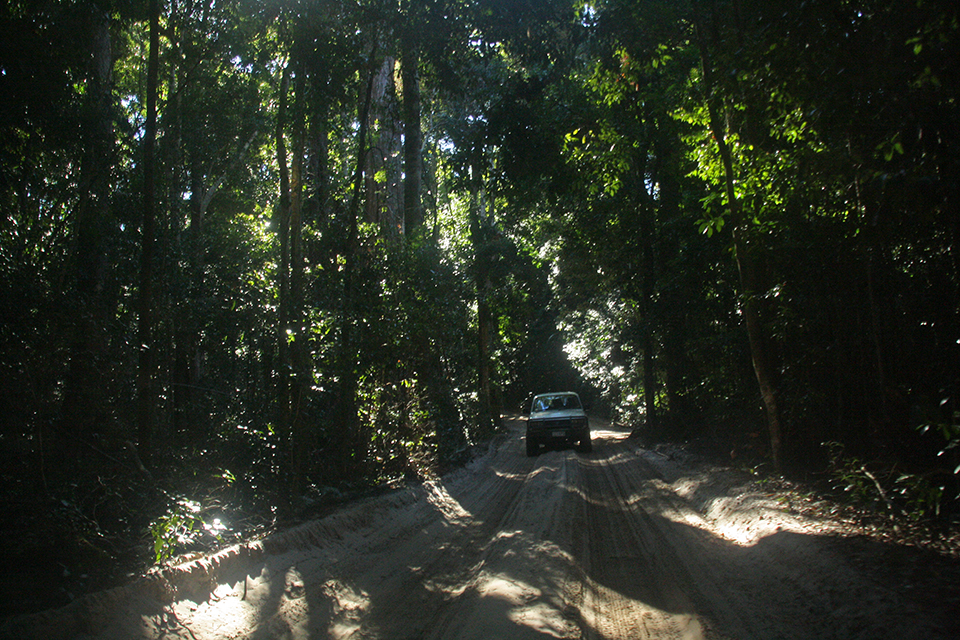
339, 48, 379, 475
401, 31, 423, 234
275, 63, 293, 484
634, 137, 658, 434
363, 57, 400, 235
470, 181, 497, 436
167, 13, 189, 441
654, 115, 687, 431
694, 2, 783, 469
288, 68, 308, 496
58, 4, 114, 478
137, 0, 161, 458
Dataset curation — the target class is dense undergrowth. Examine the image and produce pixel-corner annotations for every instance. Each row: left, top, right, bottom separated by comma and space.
0, 420, 479, 620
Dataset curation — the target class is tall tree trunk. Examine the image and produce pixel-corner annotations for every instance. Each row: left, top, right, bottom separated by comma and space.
731, 224, 782, 469
58, 4, 114, 479
694, 3, 783, 469
275, 63, 293, 482
401, 31, 423, 234
288, 69, 308, 496
183, 156, 205, 417
167, 15, 190, 441
948, 165, 960, 452
641, 324, 656, 431
477, 285, 495, 434
363, 57, 400, 235
339, 50, 379, 476
137, 0, 161, 458
654, 118, 688, 432
633, 137, 658, 434
469, 181, 496, 436
176, 123, 259, 444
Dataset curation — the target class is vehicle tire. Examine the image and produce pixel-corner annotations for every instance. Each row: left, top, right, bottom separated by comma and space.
577, 436, 592, 453
526, 437, 538, 457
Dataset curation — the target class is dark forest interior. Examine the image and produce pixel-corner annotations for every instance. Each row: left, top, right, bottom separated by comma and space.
1, 0, 958, 618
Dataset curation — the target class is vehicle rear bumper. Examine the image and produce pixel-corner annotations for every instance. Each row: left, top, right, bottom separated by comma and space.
526, 422, 589, 447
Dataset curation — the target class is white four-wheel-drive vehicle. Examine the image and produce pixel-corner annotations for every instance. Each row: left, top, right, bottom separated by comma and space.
525, 391, 591, 456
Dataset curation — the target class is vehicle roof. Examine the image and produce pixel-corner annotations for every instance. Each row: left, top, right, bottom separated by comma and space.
533, 391, 579, 399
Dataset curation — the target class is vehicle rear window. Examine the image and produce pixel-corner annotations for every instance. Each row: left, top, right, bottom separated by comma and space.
533, 395, 581, 412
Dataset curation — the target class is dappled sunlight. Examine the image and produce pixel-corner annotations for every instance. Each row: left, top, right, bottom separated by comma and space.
270, 566, 312, 640
7, 0, 958, 634
529, 460, 562, 479
417, 527, 583, 639
163, 564, 302, 640
322, 578, 370, 640
172, 567, 373, 640
21, 415, 954, 640
590, 428, 632, 442
699, 492, 823, 547
577, 446, 634, 469
476, 573, 573, 638
709, 517, 780, 547
581, 577, 707, 640
565, 436, 829, 558
494, 467, 532, 482
424, 479, 476, 527
638, 454, 827, 548
560, 467, 643, 513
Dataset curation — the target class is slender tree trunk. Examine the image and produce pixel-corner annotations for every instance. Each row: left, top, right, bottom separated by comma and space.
949, 166, 960, 450
634, 138, 658, 434
469, 182, 496, 436
184, 156, 205, 410
654, 116, 687, 432
305, 105, 328, 228
477, 287, 494, 433
167, 17, 191, 440
694, 3, 783, 469
58, 5, 114, 478
137, 0, 161, 458
339, 50, 379, 476
401, 31, 423, 234
288, 69, 308, 496
175, 123, 259, 442
275, 64, 293, 483
732, 223, 783, 469
641, 329, 656, 429
306, 108, 331, 269
865, 241, 887, 428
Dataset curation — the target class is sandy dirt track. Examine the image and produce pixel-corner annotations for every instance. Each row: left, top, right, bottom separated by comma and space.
4, 417, 958, 639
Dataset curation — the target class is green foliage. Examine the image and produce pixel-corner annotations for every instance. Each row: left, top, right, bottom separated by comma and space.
824, 442, 878, 507
825, 440, 959, 523
895, 473, 947, 521
148, 497, 229, 565
3, 0, 960, 615
148, 499, 203, 565
919, 409, 960, 475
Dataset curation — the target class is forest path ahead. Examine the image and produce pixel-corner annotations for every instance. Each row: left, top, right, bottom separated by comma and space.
6, 417, 958, 639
